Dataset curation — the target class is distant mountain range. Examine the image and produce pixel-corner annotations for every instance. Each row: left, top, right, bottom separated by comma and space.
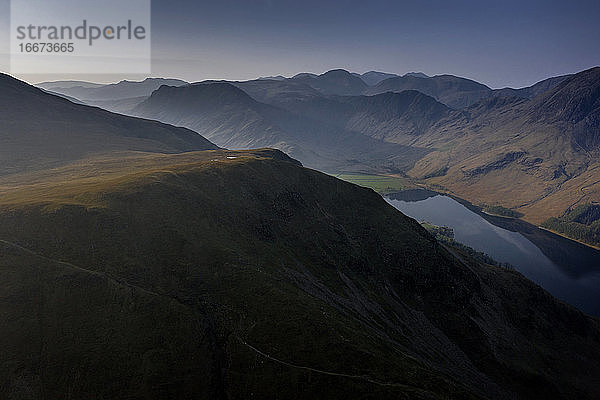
37, 80, 105, 90
34, 67, 598, 239
365, 73, 492, 109
37, 77, 188, 101
38, 69, 571, 110
37, 77, 189, 114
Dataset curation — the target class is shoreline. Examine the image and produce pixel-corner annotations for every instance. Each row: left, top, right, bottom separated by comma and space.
538, 226, 600, 251
387, 187, 600, 252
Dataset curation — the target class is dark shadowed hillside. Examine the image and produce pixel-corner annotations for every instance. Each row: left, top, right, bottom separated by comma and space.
0, 149, 599, 399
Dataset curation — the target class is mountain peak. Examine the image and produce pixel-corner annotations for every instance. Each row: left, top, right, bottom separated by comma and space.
367, 74, 491, 108
292, 72, 318, 79
321, 68, 353, 76
291, 69, 367, 95
404, 72, 429, 78
149, 81, 256, 107
534, 66, 600, 122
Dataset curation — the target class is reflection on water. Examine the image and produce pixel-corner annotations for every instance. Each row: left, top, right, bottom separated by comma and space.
386, 190, 600, 316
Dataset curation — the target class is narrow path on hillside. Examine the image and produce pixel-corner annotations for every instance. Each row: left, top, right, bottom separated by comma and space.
0, 239, 186, 306
236, 335, 436, 394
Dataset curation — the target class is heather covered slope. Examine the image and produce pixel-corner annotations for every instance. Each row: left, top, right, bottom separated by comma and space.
0, 73, 217, 175
0, 149, 599, 399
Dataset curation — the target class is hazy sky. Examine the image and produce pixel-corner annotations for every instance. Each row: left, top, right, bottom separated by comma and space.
0, 0, 599, 88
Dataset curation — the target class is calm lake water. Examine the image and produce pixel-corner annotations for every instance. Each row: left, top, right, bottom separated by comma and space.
385, 190, 600, 316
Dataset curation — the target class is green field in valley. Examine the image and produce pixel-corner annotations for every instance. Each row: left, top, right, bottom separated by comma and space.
333, 173, 413, 194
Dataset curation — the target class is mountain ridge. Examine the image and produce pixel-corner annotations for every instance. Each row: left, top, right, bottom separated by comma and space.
366, 74, 493, 109
36, 77, 189, 101
0, 73, 217, 175
290, 69, 368, 96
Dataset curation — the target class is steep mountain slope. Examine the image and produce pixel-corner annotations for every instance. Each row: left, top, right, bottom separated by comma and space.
131, 82, 430, 172
83, 95, 150, 115
119, 69, 599, 231
408, 67, 600, 225
290, 69, 368, 95
133, 82, 283, 149
36, 77, 188, 101
232, 79, 323, 105
492, 74, 572, 99
335, 91, 450, 143
0, 73, 217, 175
1, 149, 599, 399
530, 67, 600, 149
366, 74, 492, 109
257, 90, 451, 145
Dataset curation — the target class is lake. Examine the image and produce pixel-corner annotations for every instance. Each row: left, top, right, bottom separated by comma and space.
385, 190, 600, 316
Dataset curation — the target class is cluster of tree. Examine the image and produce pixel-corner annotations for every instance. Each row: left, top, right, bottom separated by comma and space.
542, 204, 600, 247
420, 221, 454, 239
420, 222, 514, 269
482, 205, 523, 218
